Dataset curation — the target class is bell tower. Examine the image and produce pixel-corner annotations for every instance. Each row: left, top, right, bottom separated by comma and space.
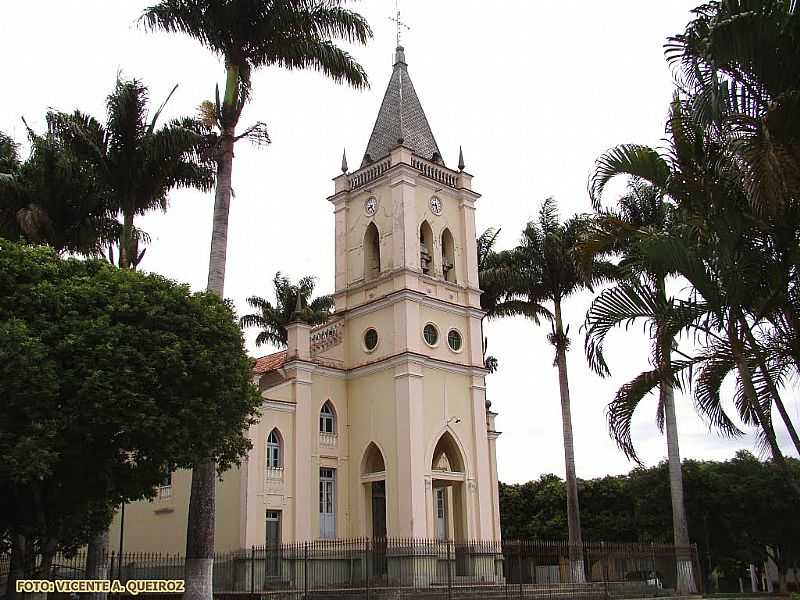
321, 44, 501, 542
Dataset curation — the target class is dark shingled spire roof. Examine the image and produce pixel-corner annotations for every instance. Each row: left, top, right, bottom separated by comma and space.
361, 45, 442, 167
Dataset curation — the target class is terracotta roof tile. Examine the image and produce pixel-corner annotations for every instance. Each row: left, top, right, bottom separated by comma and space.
253, 350, 287, 375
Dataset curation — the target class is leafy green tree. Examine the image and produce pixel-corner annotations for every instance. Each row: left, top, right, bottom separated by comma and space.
0, 127, 118, 255
503, 199, 616, 580
0, 131, 20, 173
240, 272, 333, 347
0, 240, 260, 594
139, 5, 372, 593
499, 453, 800, 592
50, 77, 214, 268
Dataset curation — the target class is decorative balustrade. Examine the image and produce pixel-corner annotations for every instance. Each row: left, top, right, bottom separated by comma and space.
348, 157, 392, 190
311, 320, 343, 355
411, 157, 458, 188
319, 432, 338, 448
346, 154, 460, 191
264, 466, 284, 482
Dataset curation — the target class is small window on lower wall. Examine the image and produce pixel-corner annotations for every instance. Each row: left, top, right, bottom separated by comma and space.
447, 329, 462, 352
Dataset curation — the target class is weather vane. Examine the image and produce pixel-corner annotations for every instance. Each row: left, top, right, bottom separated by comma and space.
388, 0, 410, 47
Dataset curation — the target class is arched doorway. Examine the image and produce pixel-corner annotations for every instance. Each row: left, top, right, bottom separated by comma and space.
430, 431, 469, 574
361, 442, 388, 576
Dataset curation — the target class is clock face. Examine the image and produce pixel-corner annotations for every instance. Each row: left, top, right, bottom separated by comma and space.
430, 196, 442, 215
365, 196, 378, 216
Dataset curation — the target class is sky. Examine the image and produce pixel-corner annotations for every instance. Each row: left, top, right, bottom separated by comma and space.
2, 1, 798, 484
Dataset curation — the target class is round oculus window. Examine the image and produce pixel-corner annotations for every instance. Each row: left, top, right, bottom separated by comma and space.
364, 328, 378, 351
423, 323, 439, 346
447, 329, 462, 352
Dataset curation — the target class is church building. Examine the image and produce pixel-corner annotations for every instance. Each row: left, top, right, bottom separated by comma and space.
111, 44, 501, 553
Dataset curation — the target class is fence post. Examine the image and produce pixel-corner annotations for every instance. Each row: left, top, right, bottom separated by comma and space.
601, 542, 609, 600
447, 541, 453, 600
365, 538, 370, 600
250, 545, 255, 600
517, 543, 523, 600
693, 543, 703, 595
303, 542, 308, 600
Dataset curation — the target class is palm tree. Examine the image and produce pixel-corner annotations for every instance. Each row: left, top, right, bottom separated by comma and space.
583, 179, 698, 593
50, 77, 214, 268
588, 101, 800, 493
0, 126, 118, 255
138, 7, 371, 594
240, 272, 333, 347
505, 199, 615, 581
477, 227, 516, 373
666, 0, 800, 215
140, 0, 372, 295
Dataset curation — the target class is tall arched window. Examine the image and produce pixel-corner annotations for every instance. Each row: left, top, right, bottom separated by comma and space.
420, 221, 433, 275
320, 401, 336, 434
441, 228, 456, 283
364, 223, 381, 280
266, 429, 282, 468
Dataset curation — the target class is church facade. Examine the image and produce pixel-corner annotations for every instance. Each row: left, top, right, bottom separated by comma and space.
111, 45, 501, 553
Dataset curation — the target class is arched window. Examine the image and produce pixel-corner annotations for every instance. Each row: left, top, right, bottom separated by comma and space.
441, 228, 456, 283
266, 429, 282, 468
420, 221, 433, 275
320, 401, 336, 434
364, 222, 381, 281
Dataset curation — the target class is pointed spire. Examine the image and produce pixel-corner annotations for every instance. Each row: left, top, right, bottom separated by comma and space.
361, 44, 441, 167
341, 148, 348, 173
291, 292, 305, 322
458, 146, 465, 171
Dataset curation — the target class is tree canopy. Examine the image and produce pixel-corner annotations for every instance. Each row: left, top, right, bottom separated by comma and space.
0, 240, 261, 562
499, 452, 800, 591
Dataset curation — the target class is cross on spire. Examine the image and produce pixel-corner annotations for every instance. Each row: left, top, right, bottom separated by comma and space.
388, 0, 410, 47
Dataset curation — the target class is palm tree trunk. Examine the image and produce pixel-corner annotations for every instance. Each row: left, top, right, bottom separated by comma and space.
553, 299, 584, 583
661, 348, 696, 594
185, 67, 239, 600
119, 210, 134, 269
205, 131, 234, 294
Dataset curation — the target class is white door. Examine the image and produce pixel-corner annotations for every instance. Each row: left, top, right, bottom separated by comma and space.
435, 488, 448, 540
320, 468, 336, 539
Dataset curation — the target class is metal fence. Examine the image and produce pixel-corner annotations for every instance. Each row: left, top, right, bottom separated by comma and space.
1, 538, 701, 599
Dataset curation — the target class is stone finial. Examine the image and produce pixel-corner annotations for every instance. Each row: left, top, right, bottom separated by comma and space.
458, 146, 465, 171
291, 292, 305, 322
341, 148, 348, 173
394, 45, 406, 66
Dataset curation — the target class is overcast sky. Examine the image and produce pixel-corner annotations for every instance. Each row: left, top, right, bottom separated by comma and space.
2, 1, 797, 484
